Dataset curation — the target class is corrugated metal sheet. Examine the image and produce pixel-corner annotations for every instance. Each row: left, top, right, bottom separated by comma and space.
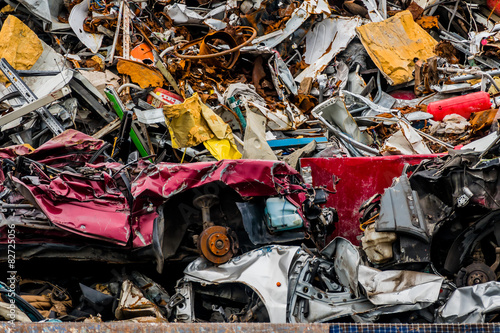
0, 323, 499, 332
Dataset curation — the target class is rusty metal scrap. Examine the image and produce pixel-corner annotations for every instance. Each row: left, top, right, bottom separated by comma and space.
173, 27, 257, 69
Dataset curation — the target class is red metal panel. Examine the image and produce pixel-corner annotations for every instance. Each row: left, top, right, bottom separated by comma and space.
301, 155, 441, 244
12, 171, 131, 246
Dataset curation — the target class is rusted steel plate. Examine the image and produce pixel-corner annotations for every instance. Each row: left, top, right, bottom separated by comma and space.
1, 323, 499, 332
0, 323, 330, 332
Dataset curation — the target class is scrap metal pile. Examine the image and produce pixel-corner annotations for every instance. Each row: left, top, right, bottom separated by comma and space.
0, 0, 500, 325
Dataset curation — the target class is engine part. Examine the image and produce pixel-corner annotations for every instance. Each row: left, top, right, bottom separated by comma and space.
193, 194, 219, 229
288, 240, 373, 323
193, 193, 238, 264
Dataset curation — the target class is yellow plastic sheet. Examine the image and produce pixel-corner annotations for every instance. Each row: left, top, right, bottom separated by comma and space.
203, 138, 242, 160
0, 15, 43, 83
163, 93, 241, 160
356, 11, 437, 86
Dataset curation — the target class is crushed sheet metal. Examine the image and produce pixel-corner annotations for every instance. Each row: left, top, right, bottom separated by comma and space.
132, 159, 305, 202
249, 102, 292, 131
242, 110, 278, 160
361, 0, 384, 22
14, 0, 69, 31
321, 237, 361, 297
203, 136, 242, 160
12, 167, 131, 246
115, 280, 166, 321
383, 121, 432, 155
312, 95, 373, 146
437, 281, 500, 323
68, 0, 104, 54
249, 0, 330, 49
23, 38, 68, 92
358, 265, 444, 305
356, 11, 437, 85
249, 11, 307, 49
0, 144, 32, 159
165, 4, 205, 24
28, 129, 106, 164
300, 155, 439, 244
223, 83, 266, 107
31, 70, 73, 101
462, 132, 500, 151
135, 108, 166, 125
296, 17, 361, 83
283, 140, 316, 170
302, 0, 331, 14
375, 174, 430, 241
272, 51, 297, 95
80, 70, 121, 98
182, 245, 300, 323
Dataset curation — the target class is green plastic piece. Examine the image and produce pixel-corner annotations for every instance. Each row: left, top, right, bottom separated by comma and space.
104, 88, 149, 159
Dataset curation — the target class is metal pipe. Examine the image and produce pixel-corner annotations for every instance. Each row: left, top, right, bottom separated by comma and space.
107, 0, 124, 64
117, 83, 143, 94
413, 127, 455, 149
447, 69, 500, 82
0, 203, 34, 209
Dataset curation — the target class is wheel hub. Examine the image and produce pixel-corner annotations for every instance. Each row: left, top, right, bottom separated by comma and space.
456, 262, 496, 287
198, 225, 236, 264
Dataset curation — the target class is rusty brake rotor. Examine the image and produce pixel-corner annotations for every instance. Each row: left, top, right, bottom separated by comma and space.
198, 225, 237, 264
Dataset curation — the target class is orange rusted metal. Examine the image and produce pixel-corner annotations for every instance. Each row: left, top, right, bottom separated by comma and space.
198, 226, 235, 264
173, 27, 257, 69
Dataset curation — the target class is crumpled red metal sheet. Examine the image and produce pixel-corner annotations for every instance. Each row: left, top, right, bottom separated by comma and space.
132, 160, 303, 199
130, 160, 307, 248
12, 170, 131, 246
0, 144, 32, 159
5, 131, 308, 249
28, 129, 107, 167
